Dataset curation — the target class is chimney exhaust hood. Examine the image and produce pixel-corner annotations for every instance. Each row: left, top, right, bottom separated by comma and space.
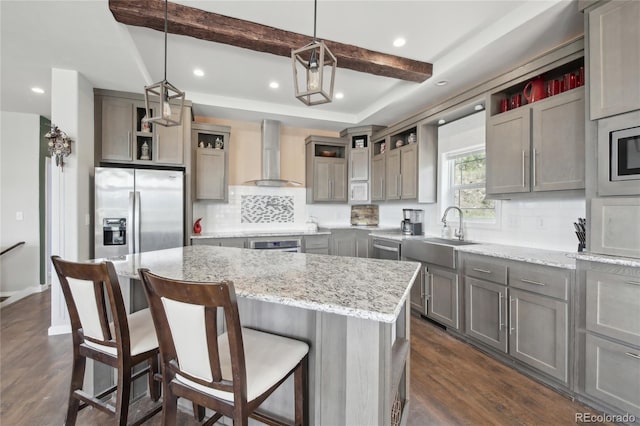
245, 120, 302, 187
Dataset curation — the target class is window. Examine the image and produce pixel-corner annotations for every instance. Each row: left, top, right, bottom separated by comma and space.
446, 149, 497, 222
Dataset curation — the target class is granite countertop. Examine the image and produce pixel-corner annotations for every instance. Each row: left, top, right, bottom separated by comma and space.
371, 231, 577, 269
455, 243, 576, 269
574, 252, 640, 268
191, 230, 332, 239
103, 245, 421, 323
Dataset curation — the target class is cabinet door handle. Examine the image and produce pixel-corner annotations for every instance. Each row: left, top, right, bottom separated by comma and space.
428, 272, 433, 301
498, 293, 504, 331
128, 131, 132, 158
473, 268, 492, 274
399, 174, 403, 196
625, 352, 640, 360
626, 280, 640, 286
420, 272, 426, 299
532, 148, 537, 187
521, 150, 526, 187
509, 296, 515, 335
520, 278, 546, 286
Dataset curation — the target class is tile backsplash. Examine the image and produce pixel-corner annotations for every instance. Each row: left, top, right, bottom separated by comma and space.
194, 186, 585, 252
241, 195, 294, 223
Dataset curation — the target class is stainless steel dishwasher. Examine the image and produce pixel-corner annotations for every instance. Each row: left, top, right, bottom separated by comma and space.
371, 237, 401, 261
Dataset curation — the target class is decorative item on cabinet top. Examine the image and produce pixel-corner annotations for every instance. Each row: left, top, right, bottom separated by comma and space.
492, 57, 584, 115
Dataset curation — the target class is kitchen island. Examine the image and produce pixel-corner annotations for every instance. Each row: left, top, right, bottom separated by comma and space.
106, 245, 421, 426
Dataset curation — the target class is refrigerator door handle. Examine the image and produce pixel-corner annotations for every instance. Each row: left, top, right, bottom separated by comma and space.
134, 191, 141, 254
128, 191, 136, 254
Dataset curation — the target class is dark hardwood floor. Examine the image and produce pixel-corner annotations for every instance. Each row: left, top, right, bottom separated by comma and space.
1, 290, 607, 425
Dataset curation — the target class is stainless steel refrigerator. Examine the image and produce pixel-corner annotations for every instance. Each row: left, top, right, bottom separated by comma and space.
94, 167, 184, 259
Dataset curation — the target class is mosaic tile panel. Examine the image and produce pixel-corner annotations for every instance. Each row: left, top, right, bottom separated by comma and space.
241, 195, 294, 223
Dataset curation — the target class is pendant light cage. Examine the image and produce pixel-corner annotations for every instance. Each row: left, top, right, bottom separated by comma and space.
292, 40, 337, 106
143, 0, 185, 127
144, 80, 185, 127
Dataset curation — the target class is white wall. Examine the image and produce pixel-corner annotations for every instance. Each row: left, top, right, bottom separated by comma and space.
49, 69, 94, 335
0, 112, 41, 294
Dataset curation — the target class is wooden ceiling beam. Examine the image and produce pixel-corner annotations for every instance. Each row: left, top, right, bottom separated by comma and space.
108, 0, 433, 83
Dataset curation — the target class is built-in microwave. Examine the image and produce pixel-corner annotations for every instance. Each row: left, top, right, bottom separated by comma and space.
611, 126, 640, 181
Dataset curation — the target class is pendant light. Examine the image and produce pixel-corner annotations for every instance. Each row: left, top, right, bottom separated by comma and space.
143, 0, 185, 127
292, 0, 336, 106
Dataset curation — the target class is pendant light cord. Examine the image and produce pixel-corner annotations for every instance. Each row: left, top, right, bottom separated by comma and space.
163, 0, 168, 81
313, 0, 317, 41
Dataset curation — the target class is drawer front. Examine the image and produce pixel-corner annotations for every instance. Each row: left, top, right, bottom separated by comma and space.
305, 248, 329, 255
191, 238, 221, 246
585, 334, 640, 417
304, 235, 330, 250
586, 270, 640, 346
509, 262, 570, 300
463, 255, 508, 285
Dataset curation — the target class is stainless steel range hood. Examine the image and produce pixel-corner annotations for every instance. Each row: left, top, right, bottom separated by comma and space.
245, 119, 302, 187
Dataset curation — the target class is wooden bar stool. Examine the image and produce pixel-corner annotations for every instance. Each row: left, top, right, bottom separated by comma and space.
51, 256, 161, 425
138, 268, 309, 426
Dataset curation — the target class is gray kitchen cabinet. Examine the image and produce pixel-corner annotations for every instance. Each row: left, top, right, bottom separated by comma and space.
95, 90, 191, 166
385, 143, 417, 201
196, 148, 226, 200
590, 197, 640, 259
153, 102, 185, 165
371, 154, 385, 201
410, 266, 426, 314
303, 235, 330, 255
465, 276, 508, 353
531, 87, 585, 192
585, 268, 640, 346
350, 148, 369, 181
193, 123, 231, 202
354, 230, 370, 258
191, 237, 246, 248
487, 88, 586, 195
341, 126, 384, 204
509, 288, 568, 382
385, 149, 401, 200
576, 260, 640, 418
426, 265, 459, 330
330, 230, 355, 257
486, 107, 531, 195
100, 96, 135, 162
462, 253, 572, 385
588, 0, 640, 120
314, 158, 347, 202
306, 136, 348, 203
585, 334, 640, 417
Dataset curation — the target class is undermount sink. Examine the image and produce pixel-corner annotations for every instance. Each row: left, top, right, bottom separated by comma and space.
422, 237, 477, 247
403, 238, 477, 269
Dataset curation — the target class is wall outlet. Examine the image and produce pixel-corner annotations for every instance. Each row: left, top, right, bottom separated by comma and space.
15, 211, 23, 221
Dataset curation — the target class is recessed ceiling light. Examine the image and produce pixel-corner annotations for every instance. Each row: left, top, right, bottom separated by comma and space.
438, 119, 446, 125
393, 38, 406, 48
31, 87, 45, 94
269, 81, 280, 89
193, 69, 204, 77
474, 104, 484, 111
335, 92, 344, 99
435, 80, 448, 86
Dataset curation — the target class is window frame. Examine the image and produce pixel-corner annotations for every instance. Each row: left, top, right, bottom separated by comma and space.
441, 146, 501, 227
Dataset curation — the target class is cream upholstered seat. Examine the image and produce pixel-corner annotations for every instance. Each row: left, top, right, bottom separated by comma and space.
51, 256, 161, 426
138, 268, 309, 426
83, 309, 159, 357
174, 327, 309, 402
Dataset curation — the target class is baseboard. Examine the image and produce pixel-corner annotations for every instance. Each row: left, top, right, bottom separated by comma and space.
48, 324, 71, 336
0, 284, 50, 309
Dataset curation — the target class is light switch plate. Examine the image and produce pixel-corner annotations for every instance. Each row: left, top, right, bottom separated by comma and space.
15, 211, 23, 221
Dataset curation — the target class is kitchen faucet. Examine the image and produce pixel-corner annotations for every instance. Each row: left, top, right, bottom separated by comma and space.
441, 206, 465, 241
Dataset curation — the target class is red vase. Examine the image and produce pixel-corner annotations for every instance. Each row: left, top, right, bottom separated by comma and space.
193, 218, 202, 234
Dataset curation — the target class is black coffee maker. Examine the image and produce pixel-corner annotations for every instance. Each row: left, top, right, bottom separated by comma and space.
401, 209, 424, 235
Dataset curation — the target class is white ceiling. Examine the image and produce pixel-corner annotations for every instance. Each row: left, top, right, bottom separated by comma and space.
0, 0, 584, 131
